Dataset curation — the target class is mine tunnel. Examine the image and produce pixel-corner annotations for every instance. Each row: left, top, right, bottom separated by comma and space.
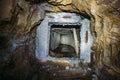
0, 0, 120, 80
49, 24, 80, 58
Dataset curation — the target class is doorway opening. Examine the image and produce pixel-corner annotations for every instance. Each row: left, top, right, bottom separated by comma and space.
49, 23, 81, 58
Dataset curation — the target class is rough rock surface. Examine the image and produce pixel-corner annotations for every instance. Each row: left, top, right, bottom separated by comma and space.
0, 0, 45, 79
0, 0, 120, 80
48, 0, 120, 78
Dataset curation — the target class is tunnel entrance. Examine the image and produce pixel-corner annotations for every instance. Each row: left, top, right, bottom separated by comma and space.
49, 24, 80, 58
36, 12, 93, 63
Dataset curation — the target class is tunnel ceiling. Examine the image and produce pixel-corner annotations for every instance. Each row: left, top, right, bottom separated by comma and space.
25, 0, 48, 3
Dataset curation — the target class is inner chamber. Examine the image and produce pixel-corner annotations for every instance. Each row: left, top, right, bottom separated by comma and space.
49, 24, 80, 58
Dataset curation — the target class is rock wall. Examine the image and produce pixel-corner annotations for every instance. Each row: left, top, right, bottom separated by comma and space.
0, 0, 120, 79
0, 0, 45, 79
0, 0, 45, 57
48, 0, 120, 78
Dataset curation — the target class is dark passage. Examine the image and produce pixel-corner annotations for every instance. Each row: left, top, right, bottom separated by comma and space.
49, 24, 80, 58
50, 44, 76, 58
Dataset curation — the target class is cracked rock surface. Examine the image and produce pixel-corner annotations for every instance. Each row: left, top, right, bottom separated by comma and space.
0, 0, 120, 80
